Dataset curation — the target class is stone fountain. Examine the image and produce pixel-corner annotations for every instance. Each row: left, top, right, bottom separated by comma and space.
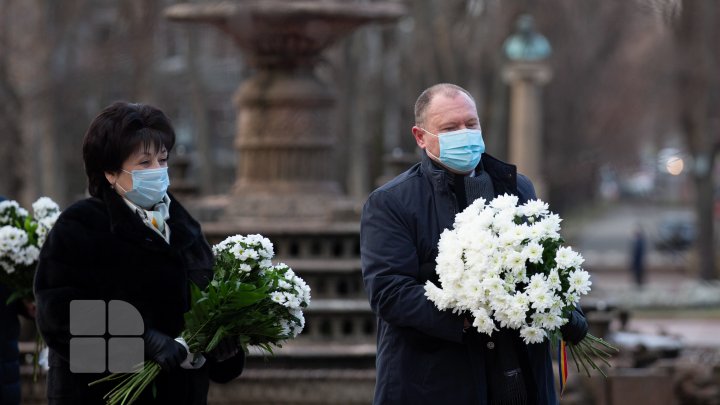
165, 1, 405, 403
166, 1, 406, 229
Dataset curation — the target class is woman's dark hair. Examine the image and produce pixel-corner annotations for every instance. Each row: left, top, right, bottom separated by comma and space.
82, 102, 175, 198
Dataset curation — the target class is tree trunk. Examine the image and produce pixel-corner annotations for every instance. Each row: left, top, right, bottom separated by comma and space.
694, 162, 716, 280
0, 0, 23, 200
674, 0, 718, 280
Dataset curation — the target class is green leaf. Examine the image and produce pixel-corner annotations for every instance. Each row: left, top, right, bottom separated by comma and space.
206, 326, 225, 352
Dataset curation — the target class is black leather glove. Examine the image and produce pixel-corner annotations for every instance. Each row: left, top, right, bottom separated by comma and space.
560, 310, 588, 345
206, 337, 240, 363
144, 328, 187, 370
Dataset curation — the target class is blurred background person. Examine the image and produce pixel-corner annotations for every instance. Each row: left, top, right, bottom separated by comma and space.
630, 224, 646, 288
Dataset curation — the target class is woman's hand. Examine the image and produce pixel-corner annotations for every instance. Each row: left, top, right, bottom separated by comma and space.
206, 338, 240, 363
143, 329, 188, 370
22, 298, 37, 318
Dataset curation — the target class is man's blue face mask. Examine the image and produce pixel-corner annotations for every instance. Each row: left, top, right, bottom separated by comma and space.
422, 128, 485, 173
115, 167, 170, 209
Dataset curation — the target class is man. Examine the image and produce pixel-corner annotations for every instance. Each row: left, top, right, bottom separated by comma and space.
360, 84, 587, 404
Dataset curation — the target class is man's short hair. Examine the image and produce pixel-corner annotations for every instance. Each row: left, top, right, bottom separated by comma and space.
414, 83, 476, 126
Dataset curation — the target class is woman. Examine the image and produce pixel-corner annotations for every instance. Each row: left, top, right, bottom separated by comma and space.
34, 102, 244, 404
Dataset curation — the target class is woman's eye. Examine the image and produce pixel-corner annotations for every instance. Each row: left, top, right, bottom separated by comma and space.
160, 158, 169, 163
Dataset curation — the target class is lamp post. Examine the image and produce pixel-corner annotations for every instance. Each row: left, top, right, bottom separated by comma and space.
502, 14, 552, 199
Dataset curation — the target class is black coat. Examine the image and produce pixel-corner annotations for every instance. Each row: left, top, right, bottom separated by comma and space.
34, 188, 244, 405
0, 193, 22, 405
0, 284, 22, 405
361, 154, 582, 405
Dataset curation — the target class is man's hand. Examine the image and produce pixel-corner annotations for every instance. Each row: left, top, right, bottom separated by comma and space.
560, 310, 588, 345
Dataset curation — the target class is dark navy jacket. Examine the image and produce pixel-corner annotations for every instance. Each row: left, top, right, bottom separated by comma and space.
361, 153, 571, 404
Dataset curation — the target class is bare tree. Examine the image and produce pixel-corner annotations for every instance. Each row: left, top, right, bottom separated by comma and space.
673, 0, 719, 279
0, 0, 23, 200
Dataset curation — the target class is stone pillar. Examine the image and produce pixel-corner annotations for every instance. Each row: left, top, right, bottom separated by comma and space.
502, 62, 551, 199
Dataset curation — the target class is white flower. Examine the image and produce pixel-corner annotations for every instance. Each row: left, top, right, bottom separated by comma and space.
36, 212, 60, 246
537, 213, 562, 239
539, 312, 565, 330
490, 194, 519, 211
32, 197, 60, 219
519, 326, 546, 344
503, 251, 526, 272
546, 268, 561, 291
567, 270, 592, 295
0, 200, 20, 213
238, 263, 252, 272
492, 210, 516, 234
270, 292, 286, 305
0, 226, 29, 254
527, 224, 544, 242
481, 276, 505, 297
520, 199, 549, 219
472, 308, 497, 335
528, 288, 553, 312
290, 310, 306, 337
502, 300, 529, 329
425, 282, 452, 310
0, 261, 14, 274
555, 246, 584, 270
509, 224, 530, 245
565, 292, 580, 305
527, 273, 548, 291
522, 242, 543, 264
279, 320, 292, 337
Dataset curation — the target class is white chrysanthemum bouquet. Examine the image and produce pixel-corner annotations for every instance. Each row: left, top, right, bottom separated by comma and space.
424, 194, 616, 377
0, 197, 61, 303
94, 234, 311, 405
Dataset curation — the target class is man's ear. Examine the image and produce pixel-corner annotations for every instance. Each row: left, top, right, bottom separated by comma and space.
412, 126, 426, 149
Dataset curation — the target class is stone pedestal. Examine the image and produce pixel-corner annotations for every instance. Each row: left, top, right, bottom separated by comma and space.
227, 70, 342, 220
502, 61, 551, 200
166, 1, 405, 224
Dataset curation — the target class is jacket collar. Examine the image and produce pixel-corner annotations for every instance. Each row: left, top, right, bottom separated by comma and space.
420, 152, 518, 195
102, 186, 199, 251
